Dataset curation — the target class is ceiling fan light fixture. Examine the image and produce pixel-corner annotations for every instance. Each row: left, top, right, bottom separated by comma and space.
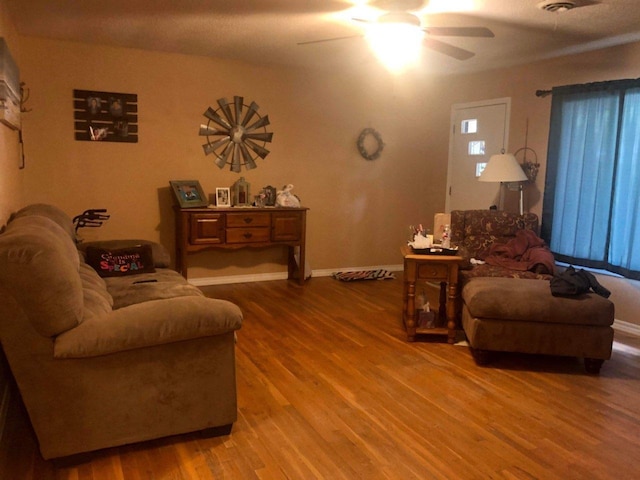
377, 11, 421, 27
536, 1, 577, 13
366, 20, 423, 73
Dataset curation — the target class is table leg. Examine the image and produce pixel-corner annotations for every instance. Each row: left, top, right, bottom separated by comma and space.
446, 278, 458, 344
405, 279, 416, 342
176, 247, 187, 279
438, 281, 447, 325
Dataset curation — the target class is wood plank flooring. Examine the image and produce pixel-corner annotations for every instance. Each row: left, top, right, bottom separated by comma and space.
4, 276, 640, 479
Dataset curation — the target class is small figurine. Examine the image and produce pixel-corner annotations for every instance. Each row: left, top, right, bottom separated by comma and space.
276, 184, 301, 208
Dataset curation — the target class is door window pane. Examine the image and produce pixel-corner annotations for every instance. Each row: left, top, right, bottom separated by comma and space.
475, 162, 487, 177
461, 119, 477, 134
468, 140, 485, 155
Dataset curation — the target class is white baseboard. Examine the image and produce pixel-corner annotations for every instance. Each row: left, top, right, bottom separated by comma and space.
613, 319, 640, 356
188, 264, 404, 286
189, 271, 288, 286
613, 319, 640, 337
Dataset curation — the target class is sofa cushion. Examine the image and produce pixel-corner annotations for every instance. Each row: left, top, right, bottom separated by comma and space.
460, 263, 552, 286
0, 217, 83, 337
85, 244, 156, 277
462, 277, 614, 327
104, 268, 204, 309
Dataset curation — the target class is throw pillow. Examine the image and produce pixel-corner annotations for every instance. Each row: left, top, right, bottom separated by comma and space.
85, 244, 156, 277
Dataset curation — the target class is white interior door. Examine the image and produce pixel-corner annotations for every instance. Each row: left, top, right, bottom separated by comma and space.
445, 98, 511, 212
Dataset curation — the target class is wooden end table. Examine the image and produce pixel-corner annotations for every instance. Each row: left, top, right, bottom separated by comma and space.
401, 245, 463, 343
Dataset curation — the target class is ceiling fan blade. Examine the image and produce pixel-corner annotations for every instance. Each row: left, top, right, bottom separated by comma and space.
370, 0, 428, 10
423, 38, 475, 60
297, 34, 363, 46
423, 27, 494, 38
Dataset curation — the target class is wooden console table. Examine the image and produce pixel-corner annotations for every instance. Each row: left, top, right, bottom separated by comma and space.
401, 245, 463, 343
174, 206, 308, 284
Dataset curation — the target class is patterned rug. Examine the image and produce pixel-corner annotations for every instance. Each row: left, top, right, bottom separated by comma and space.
331, 269, 396, 282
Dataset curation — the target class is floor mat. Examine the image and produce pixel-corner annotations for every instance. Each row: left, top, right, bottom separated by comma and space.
331, 269, 396, 282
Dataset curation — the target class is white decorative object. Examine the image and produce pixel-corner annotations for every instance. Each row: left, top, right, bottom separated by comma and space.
408, 235, 432, 249
276, 184, 301, 208
441, 224, 451, 248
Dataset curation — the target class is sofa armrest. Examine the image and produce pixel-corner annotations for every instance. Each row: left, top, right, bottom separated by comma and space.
54, 296, 242, 358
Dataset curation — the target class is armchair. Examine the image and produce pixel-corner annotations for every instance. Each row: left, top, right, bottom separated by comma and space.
448, 209, 613, 374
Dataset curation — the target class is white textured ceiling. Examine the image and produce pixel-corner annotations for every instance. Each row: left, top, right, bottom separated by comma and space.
7, 0, 640, 76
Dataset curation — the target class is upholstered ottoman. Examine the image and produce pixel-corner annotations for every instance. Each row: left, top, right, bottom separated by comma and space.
461, 277, 615, 374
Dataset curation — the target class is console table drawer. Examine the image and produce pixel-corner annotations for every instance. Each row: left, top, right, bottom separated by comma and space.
226, 227, 270, 244
226, 212, 271, 228
417, 263, 449, 279
190, 213, 225, 244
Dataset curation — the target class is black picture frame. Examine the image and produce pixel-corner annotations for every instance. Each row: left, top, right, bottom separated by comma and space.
73, 89, 138, 143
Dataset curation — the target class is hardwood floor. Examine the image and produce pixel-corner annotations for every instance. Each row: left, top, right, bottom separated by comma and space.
5, 277, 640, 479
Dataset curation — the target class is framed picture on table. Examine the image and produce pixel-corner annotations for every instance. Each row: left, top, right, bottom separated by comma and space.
215, 187, 231, 207
170, 180, 208, 208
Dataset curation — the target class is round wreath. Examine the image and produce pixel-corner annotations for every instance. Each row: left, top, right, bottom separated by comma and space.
357, 128, 384, 160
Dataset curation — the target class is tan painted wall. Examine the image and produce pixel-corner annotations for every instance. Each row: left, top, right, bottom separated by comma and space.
17, 36, 446, 278
3, 8, 639, 324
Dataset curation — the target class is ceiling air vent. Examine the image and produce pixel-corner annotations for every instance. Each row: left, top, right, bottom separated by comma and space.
537, 1, 577, 13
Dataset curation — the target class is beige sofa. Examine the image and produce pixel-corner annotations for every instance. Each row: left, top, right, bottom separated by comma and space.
0, 204, 243, 459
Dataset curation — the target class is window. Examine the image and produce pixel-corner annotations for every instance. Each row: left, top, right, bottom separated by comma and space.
541, 79, 640, 280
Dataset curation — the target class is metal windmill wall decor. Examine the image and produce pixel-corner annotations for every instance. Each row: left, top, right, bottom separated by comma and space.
199, 96, 273, 172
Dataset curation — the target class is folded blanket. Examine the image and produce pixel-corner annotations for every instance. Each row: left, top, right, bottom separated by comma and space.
484, 229, 556, 275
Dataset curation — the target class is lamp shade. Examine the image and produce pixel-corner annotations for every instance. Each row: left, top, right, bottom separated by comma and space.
479, 153, 528, 183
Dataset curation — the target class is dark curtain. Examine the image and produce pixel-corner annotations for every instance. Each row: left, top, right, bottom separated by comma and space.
541, 78, 640, 279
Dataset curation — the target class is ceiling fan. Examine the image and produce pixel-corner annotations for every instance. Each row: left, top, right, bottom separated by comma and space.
297, 0, 494, 61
